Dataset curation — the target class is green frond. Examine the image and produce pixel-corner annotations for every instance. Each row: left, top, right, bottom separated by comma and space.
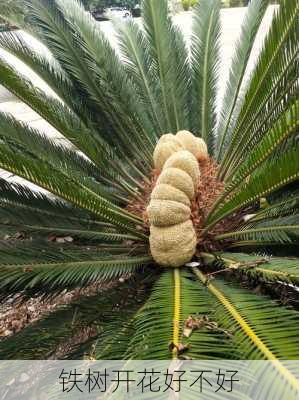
209, 98, 299, 217
142, 0, 190, 133
70, 274, 156, 360
216, 215, 299, 245
0, 137, 146, 238
24, 0, 110, 115
0, 29, 141, 164
178, 270, 236, 360
125, 269, 174, 359
125, 264, 299, 368
83, 314, 137, 360
1, 223, 134, 244
205, 145, 299, 230
25, 0, 154, 169
0, 57, 121, 175
126, 269, 234, 360
0, 112, 100, 179
0, 128, 137, 226
0, 0, 28, 29
216, 0, 268, 161
193, 268, 299, 360
0, 177, 109, 226
0, 275, 153, 359
225, 92, 298, 186
0, 30, 72, 100
200, 251, 299, 287
251, 190, 299, 222
191, 269, 299, 395
0, 0, 298, 365
224, 97, 299, 184
0, 177, 131, 240
0, 55, 142, 193
58, 0, 155, 160
0, 31, 114, 144
0, 203, 137, 243
114, 18, 165, 135
224, 71, 299, 182
219, 0, 299, 178
190, 0, 221, 151
0, 243, 152, 296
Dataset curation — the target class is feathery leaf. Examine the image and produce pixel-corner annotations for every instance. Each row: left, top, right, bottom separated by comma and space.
190, 0, 221, 151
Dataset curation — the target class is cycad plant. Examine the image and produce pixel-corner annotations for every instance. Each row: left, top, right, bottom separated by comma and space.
0, 0, 298, 375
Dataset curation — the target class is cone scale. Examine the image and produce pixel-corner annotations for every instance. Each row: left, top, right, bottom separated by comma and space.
147, 131, 208, 267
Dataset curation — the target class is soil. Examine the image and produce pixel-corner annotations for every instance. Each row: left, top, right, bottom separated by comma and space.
0, 280, 120, 340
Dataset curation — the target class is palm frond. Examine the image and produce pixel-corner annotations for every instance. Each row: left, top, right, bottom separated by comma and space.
224, 72, 299, 182
0, 134, 146, 238
59, 0, 156, 159
216, 0, 268, 161
0, 205, 136, 243
205, 145, 299, 231
70, 274, 156, 360
0, 30, 109, 139
125, 269, 175, 359
26, 0, 154, 169
224, 97, 299, 184
126, 269, 234, 359
0, 177, 110, 227
224, 98, 298, 190
0, 0, 297, 365
0, 177, 131, 240
193, 267, 299, 360
0, 111, 133, 204
219, 0, 299, 179
190, 0, 221, 151
0, 57, 123, 177
23, 0, 110, 119
142, 0, 190, 133
200, 251, 299, 287
251, 190, 299, 222
209, 98, 299, 217
114, 18, 165, 135
192, 268, 299, 395
0, 242, 152, 296
0, 112, 98, 177
216, 215, 299, 245
0, 29, 141, 168
0, 0, 28, 29
0, 30, 72, 100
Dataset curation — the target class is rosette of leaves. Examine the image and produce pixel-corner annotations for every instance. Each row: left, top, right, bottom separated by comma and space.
0, 1, 298, 394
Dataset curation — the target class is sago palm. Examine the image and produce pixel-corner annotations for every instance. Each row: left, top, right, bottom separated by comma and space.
0, 0, 298, 385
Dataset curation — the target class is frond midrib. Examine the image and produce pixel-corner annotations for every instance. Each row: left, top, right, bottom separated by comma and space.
201, 7, 215, 142
172, 268, 181, 359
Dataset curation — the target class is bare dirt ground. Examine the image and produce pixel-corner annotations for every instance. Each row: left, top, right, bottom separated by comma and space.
0, 282, 116, 340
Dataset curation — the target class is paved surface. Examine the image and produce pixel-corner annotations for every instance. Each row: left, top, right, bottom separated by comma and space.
0, 6, 277, 184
